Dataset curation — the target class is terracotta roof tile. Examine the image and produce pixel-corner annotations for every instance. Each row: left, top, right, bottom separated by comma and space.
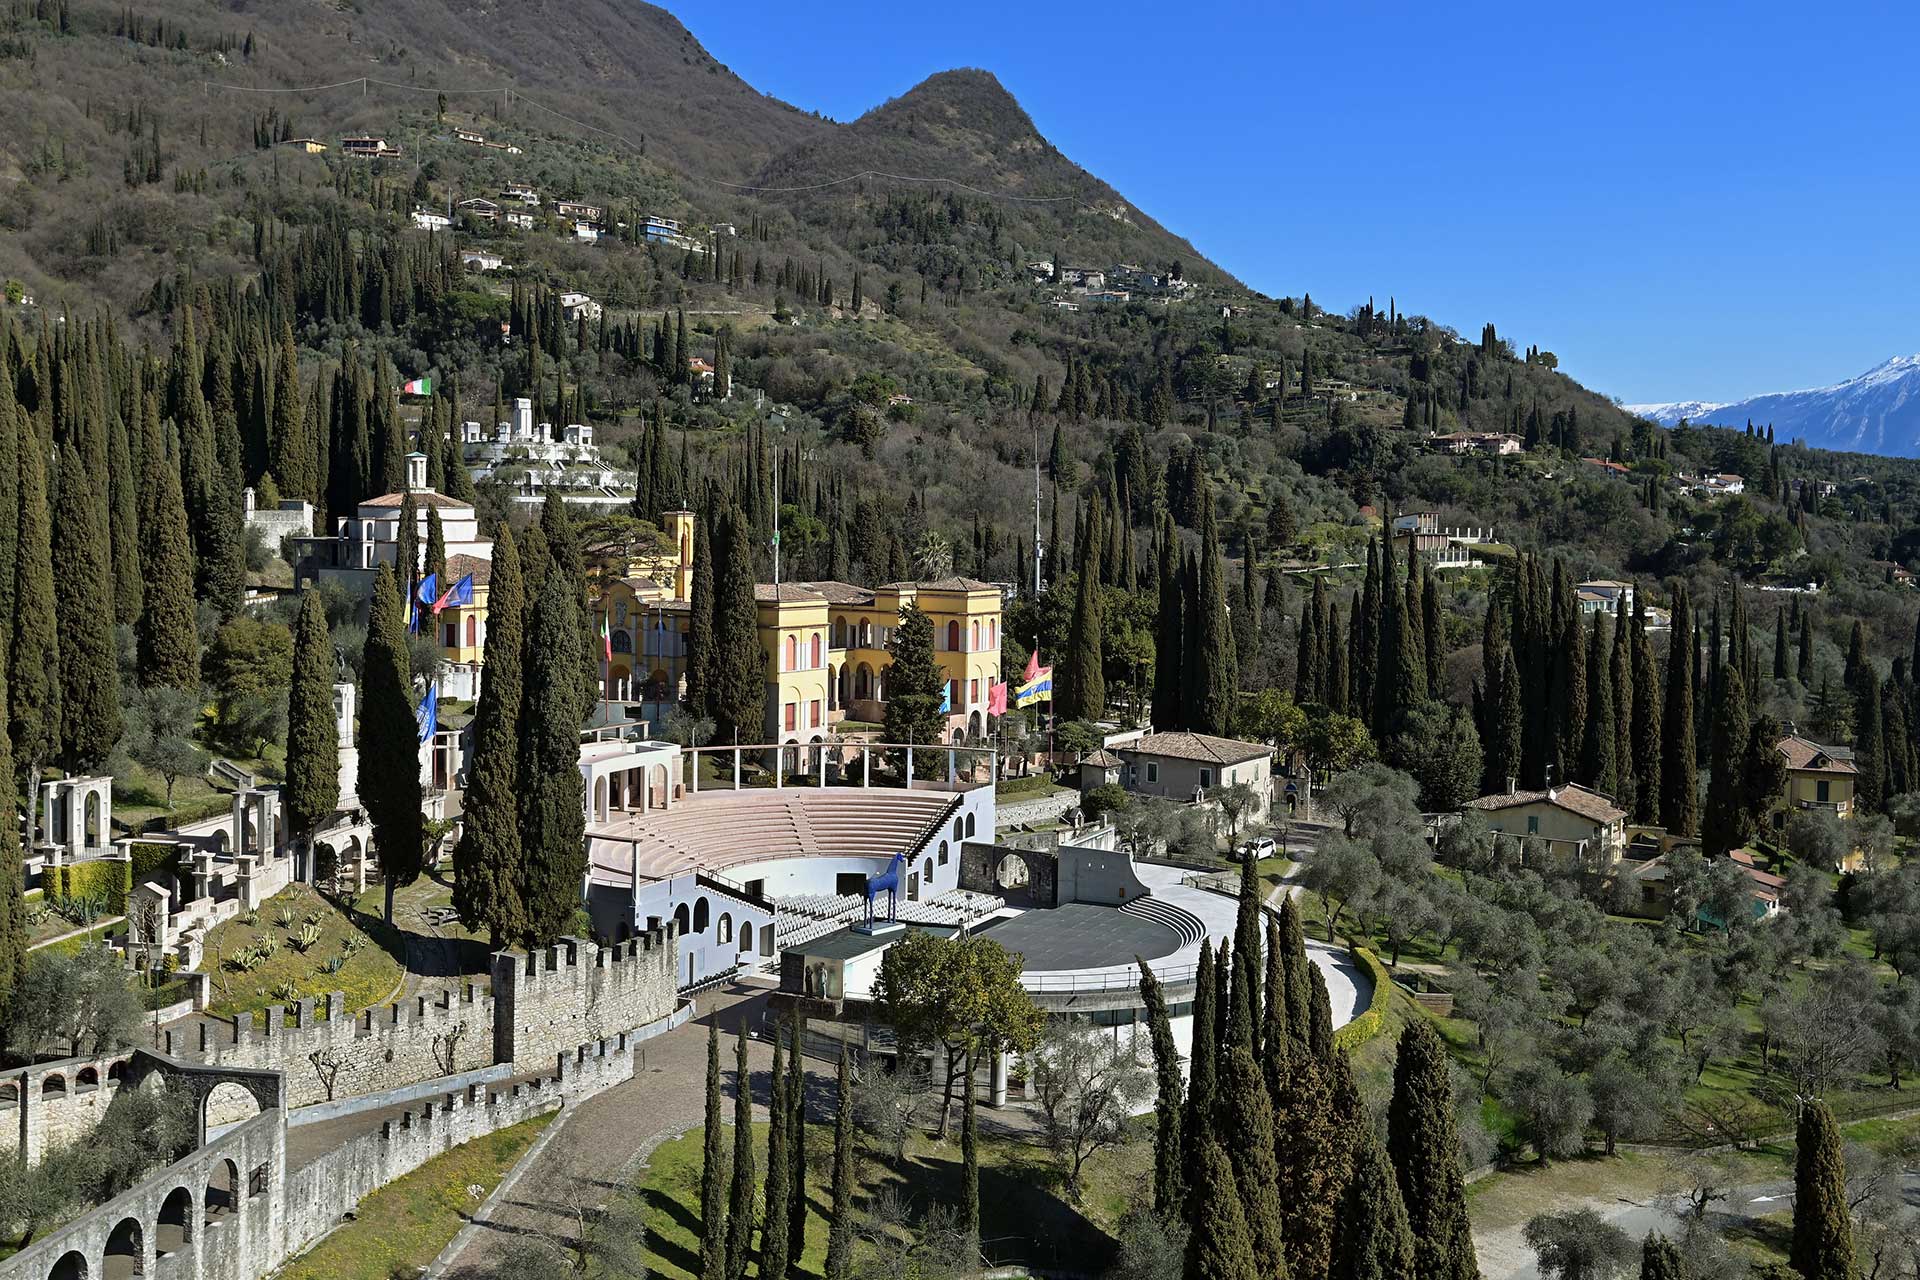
1775, 734, 1857, 774
1465, 782, 1627, 825
1119, 732, 1270, 766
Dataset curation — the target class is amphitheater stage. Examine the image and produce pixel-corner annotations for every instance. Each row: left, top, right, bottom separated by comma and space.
971, 903, 1182, 972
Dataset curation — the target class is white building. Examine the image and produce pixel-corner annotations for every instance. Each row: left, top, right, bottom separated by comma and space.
463, 397, 629, 513
410, 209, 452, 232
460, 250, 504, 272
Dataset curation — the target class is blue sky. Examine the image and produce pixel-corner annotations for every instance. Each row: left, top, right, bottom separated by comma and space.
686, 1, 1920, 406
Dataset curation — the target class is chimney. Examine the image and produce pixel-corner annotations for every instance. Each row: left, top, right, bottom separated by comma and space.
1506, 776, 1518, 796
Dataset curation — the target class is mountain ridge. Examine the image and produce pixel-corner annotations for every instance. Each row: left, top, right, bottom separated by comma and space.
1627, 355, 1920, 456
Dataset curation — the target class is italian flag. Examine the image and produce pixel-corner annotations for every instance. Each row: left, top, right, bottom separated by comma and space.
600, 612, 612, 662
401, 376, 432, 395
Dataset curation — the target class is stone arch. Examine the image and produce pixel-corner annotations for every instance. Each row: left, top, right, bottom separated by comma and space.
968, 710, 983, 740
855, 663, 874, 701
995, 854, 1032, 890
673, 902, 690, 936
41, 1074, 65, 1098
738, 924, 753, 954
156, 1184, 195, 1255
106, 1060, 128, 1083
202, 1080, 262, 1137
104, 1217, 143, 1276
76, 1066, 98, 1092
593, 776, 609, 823
693, 897, 710, 934
48, 1250, 87, 1280
0, 1080, 17, 1109
84, 790, 104, 849
832, 617, 847, 648
205, 1157, 240, 1226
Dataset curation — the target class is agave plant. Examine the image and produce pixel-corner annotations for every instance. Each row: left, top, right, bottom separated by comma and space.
292, 922, 322, 953
320, 951, 348, 974
273, 905, 296, 930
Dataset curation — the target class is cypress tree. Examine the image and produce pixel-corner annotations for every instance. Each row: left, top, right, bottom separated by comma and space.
787, 1013, 806, 1271
1374, 516, 1401, 737
106, 407, 140, 625
826, 1048, 856, 1280
1298, 576, 1327, 704
1224, 1045, 1290, 1279
1184, 1136, 1261, 1280
1273, 1047, 1333, 1280
11, 407, 58, 797
1279, 896, 1313, 1049
1790, 1101, 1856, 1280
1639, 1234, 1683, 1280
1632, 598, 1663, 825
1063, 544, 1106, 721
0, 371, 20, 643
362, 564, 423, 924
725, 1024, 757, 1280
762, 1024, 791, 1280
1775, 607, 1790, 682
1229, 853, 1262, 1052
701, 1023, 732, 1280
1550, 562, 1584, 782
688, 511, 716, 716
518, 570, 589, 944
1308, 966, 1335, 1063
1386, 1021, 1479, 1280
0, 661, 24, 1036
1612, 593, 1635, 815
1329, 1126, 1417, 1280
52, 442, 120, 769
1799, 608, 1815, 687
134, 426, 199, 689
1139, 958, 1185, 1214
712, 511, 766, 744
1262, 917, 1289, 1097
1195, 485, 1238, 735
1153, 516, 1185, 730
1704, 664, 1751, 857
1354, 541, 1380, 715
397, 489, 420, 603
1581, 613, 1616, 794
1422, 569, 1443, 696
453, 526, 527, 944
962, 1055, 981, 1262
1182, 938, 1218, 1202
1660, 588, 1698, 836
1325, 601, 1349, 715
424, 507, 446, 585
1486, 638, 1523, 795
1857, 667, 1886, 816
882, 604, 945, 774
285, 591, 340, 856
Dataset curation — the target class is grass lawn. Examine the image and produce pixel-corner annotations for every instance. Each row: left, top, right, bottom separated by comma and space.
30, 917, 126, 954
112, 742, 288, 835
641, 1121, 1144, 1280
198, 884, 407, 1019
276, 1112, 554, 1280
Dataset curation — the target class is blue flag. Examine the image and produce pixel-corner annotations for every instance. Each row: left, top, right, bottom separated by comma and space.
938, 682, 952, 713
415, 572, 439, 606
415, 684, 438, 745
433, 573, 474, 613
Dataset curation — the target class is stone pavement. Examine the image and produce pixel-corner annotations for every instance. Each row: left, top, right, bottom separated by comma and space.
437, 981, 784, 1278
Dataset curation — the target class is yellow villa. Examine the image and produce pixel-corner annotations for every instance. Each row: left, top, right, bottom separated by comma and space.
1773, 730, 1857, 822
591, 512, 1005, 751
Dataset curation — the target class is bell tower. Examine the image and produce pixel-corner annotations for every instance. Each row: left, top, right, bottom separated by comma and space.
664, 509, 696, 599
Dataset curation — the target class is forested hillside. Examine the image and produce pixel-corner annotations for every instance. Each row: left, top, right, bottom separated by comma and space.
6, 0, 1920, 737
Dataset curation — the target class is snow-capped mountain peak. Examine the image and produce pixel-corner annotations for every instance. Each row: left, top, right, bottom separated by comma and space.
1625, 355, 1920, 456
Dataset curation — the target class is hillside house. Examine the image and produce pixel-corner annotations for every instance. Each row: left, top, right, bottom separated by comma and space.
1390, 512, 1493, 572
282, 138, 328, 154
341, 136, 401, 159
1464, 782, 1627, 867
1576, 580, 1635, 615
455, 127, 485, 144
1582, 457, 1633, 480
1626, 849, 1784, 925
410, 209, 452, 232
1428, 431, 1523, 456
1111, 732, 1272, 818
1774, 729, 1856, 823
560, 292, 602, 322
556, 200, 604, 223
641, 215, 683, 244
461, 250, 504, 272
502, 182, 540, 206
456, 197, 501, 223
505, 211, 536, 230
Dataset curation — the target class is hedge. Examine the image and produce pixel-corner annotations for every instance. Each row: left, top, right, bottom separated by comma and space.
1331, 945, 1393, 1052
55, 858, 133, 915
130, 841, 181, 884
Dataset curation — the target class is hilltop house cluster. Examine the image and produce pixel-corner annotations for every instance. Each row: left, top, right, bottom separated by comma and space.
1028, 259, 1195, 310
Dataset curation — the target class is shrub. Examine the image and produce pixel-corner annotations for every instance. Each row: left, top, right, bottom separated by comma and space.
1331, 946, 1392, 1052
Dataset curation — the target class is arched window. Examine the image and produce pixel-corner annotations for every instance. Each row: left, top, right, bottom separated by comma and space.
946, 621, 961, 651
76, 1066, 98, 1091
810, 633, 822, 668
965, 813, 977, 838
953, 817, 963, 841
938, 840, 949, 866
718, 913, 733, 944
739, 925, 754, 954
989, 619, 997, 648
612, 629, 634, 655
785, 636, 798, 671
673, 903, 690, 935
466, 615, 478, 647
923, 858, 933, 882
971, 621, 980, 651
693, 898, 710, 933
833, 618, 846, 647
41, 1074, 65, 1098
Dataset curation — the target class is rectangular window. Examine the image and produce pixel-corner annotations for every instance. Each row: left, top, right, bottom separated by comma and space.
1526, 816, 1540, 835
969, 679, 979, 705
949, 679, 960, 709
1146, 762, 1159, 784
1199, 768, 1213, 789
1817, 780, 1830, 803
783, 703, 796, 732
443, 623, 456, 647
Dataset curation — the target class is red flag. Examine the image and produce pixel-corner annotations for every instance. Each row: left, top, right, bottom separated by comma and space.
988, 681, 1008, 716
1023, 649, 1040, 683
